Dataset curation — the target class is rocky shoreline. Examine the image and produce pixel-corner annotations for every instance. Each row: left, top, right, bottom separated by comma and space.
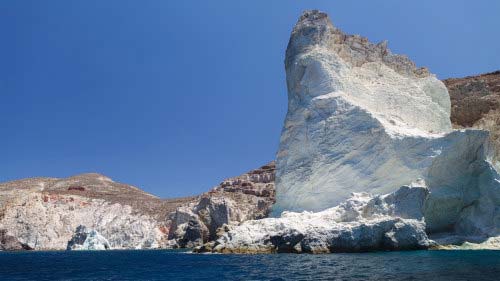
1, 10, 499, 253
196, 10, 500, 253
1, 71, 498, 252
0, 163, 275, 251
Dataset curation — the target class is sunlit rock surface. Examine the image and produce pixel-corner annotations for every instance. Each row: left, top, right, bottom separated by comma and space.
199, 10, 500, 253
273, 10, 500, 236
195, 184, 432, 253
0, 163, 274, 251
167, 163, 275, 248
1, 9, 499, 253
0, 173, 187, 250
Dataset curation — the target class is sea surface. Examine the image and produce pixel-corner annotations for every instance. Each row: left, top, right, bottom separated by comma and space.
0, 249, 499, 280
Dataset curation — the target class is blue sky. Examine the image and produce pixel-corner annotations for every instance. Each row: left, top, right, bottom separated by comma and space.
1, 0, 499, 197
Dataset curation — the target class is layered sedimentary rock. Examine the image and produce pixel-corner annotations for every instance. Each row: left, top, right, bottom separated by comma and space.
198, 10, 500, 253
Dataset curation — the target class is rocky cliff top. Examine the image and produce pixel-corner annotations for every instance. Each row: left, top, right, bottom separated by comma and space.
286, 10, 429, 78
0, 173, 195, 220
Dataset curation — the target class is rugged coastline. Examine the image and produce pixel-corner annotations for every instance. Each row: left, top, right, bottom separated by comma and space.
1, 10, 500, 253
197, 10, 500, 253
0, 163, 275, 251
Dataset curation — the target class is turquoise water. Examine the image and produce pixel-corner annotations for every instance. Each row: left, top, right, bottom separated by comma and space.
0, 250, 499, 280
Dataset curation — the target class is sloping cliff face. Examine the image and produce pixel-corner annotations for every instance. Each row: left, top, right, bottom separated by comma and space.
0, 163, 275, 250
275, 10, 450, 213
0, 174, 184, 250
197, 10, 500, 253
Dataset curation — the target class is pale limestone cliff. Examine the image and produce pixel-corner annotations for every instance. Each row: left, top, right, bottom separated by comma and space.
2, 10, 499, 253
197, 10, 500, 253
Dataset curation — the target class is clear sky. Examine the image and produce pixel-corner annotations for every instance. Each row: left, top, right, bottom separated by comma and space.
2, 0, 499, 198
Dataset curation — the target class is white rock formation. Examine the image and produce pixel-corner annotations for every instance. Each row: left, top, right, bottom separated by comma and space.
273, 10, 500, 239
196, 10, 500, 252
196, 183, 432, 253
0, 192, 165, 250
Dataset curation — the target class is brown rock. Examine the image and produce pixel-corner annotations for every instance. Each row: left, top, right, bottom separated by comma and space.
445, 70, 500, 168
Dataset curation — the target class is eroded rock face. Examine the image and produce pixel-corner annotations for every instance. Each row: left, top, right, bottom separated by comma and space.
445, 71, 500, 169
197, 10, 500, 253
191, 68, 500, 253
273, 10, 500, 238
195, 184, 432, 253
276, 10, 453, 213
168, 163, 275, 248
172, 69, 500, 251
0, 173, 191, 250
0, 163, 274, 251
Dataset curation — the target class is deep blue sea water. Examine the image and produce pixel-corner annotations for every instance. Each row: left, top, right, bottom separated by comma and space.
0, 250, 499, 280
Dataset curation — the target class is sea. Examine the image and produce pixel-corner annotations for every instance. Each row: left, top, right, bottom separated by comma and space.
0, 249, 498, 280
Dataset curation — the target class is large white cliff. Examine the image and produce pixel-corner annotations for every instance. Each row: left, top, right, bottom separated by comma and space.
196, 10, 500, 253
2, 10, 499, 253
274, 10, 500, 236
